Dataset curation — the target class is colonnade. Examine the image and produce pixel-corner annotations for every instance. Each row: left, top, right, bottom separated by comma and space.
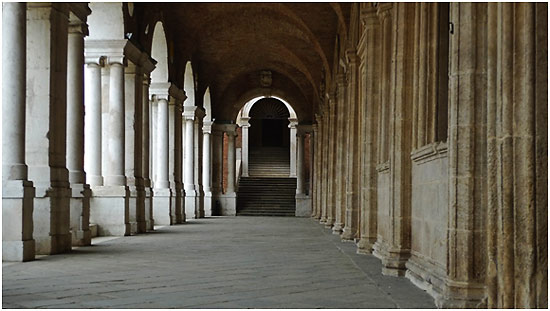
1, 2, 240, 262
309, 2, 547, 308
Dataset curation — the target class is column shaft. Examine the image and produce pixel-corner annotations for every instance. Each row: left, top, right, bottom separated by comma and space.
84, 63, 102, 185
66, 25, 86, 184
226, 132, 236, 193
104, 62, 126, 186
184, 118, 195, 188
156, 98, 169, 188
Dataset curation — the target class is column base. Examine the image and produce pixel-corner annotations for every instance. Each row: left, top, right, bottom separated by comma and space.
373, 239, 410, 277
319, 216, 327, 224
356, 237, 376, 254
90, 185, 130, 236
174, 186, 184, 224
405, 256, 485, 308
185, 189, 198, 219
2, 180, 36, 261
144, 187, 154, 230
341, 226, 357, 241
204, 191, 213, 217
69, 183, 91, 246
295, 194, 311, 217
153, 188, 174, 226
127, 185, 139, 235
34, 184, 72, 255
218, 192, 237, 216
324, 217, 335, 229
332, 222, 344, 234
136, 185, 147, 234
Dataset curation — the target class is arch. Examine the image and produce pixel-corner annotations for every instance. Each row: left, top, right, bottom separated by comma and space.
203, 87, 212, 122
229, 87, 309, 123
184, 61, 195, 106
240, 96, 298, 122
151, 21, 169, 83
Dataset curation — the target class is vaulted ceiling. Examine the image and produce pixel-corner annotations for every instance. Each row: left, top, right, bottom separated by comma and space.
136, 3, 351, 122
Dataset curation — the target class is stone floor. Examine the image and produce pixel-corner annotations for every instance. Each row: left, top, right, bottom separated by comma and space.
2, 217, 435, 309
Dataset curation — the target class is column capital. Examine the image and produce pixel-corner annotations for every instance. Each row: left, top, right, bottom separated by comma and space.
169, 84, 187, 102
345, 49, 359, 66
377, 3, 393, 20
68, 3, 91, 25
68, 22, 88, 36
150, 82, 171, 101
297, 124, 313, 136
315, 113, 323, 123
239, 116, 251, 127
312, 124, 318, 132
360, 4, 379, 28
183, 105, 197, 120
288, 117, 298, 128
195, 107, 206, 121
202, 120, 215, 134
216, 123, 238, 136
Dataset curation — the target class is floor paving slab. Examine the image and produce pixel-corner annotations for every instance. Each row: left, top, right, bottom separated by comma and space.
3, 216, 435, 308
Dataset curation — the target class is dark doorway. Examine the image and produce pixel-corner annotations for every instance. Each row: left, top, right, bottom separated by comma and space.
262, 119, 284, 147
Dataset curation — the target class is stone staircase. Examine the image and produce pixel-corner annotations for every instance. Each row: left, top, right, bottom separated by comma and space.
248, 147, 290, 177
237, 147, 296, 216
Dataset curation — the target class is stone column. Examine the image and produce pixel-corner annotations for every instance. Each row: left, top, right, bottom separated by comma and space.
217, 124, 238, 215
2, 2, 36, 262
183, 106, 198, 218
240, 117, 251, 177
26, 3, 72, 254
319, 106, 329, 224
202, 121, 214, 216
211, 124, 224, 215
324, 96, 337, 228
295, 125, 312, 217
169, 85, 185, 224
140, 55, 155, 231
194, 109, 205, 218
123, 44, 146, 235
357, 4, 380, 254
66, 16, 91, 246
342, 49, 361, 241
288, 118, 298, 177
311, 119, 321, 220
84, 59, 103, 186
150, 82, 173, 225
430, 3, 488, 307
88, 47, 131, 237
332, 73, 347, 234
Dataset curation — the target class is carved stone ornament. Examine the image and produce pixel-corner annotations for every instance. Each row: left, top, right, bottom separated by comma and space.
260, 70, 272, 87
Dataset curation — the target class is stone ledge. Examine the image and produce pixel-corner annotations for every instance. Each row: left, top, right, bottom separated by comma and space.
411, 141, 448, 165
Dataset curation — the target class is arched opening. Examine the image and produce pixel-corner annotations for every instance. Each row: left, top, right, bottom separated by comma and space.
237, 95, 299, 178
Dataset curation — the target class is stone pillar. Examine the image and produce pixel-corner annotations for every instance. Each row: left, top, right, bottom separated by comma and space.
332, 73, 347, 234
84, 59, 103, 186
342, 49, 361, 241
218, 124, 238, 215
319, 106, 329, 224
194, 109, 205, 218
357, 5, 380, 254
288, 118, 298, 177
311, 120, 321, 220
2, 2, 36, 262
202, 121, 214, 216
183, 106, 198, 218
123, 44, 146, 235
140, 56, 155, 231
324, 96, 337, 228
429, 3, 488, 307
66, 13, 91, 246
240, 117, 251, 177
169, 86, 185, 224
26, 3, 72, 254
211, 124, 224, 216
295, 125, 312, 217
150, 82, 173, 225
89, 46, 131, 236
